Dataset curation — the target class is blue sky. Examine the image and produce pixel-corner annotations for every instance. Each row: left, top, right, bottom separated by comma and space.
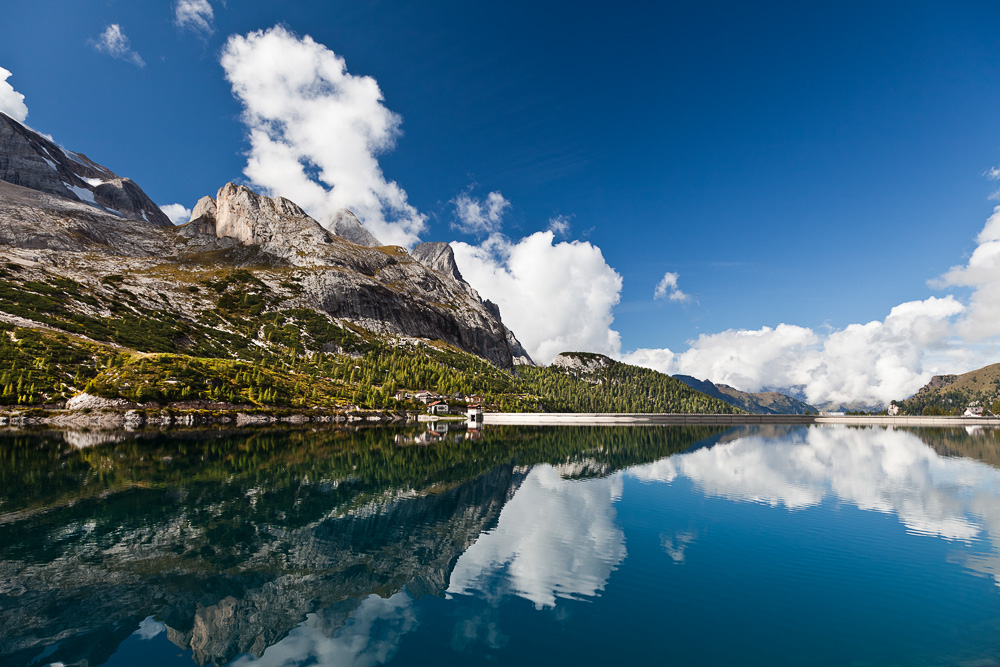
3, 1, 1000, 404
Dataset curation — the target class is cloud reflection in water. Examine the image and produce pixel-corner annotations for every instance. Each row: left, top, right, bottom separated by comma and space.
448, 464, 626, 609
629, 425, 1000, 589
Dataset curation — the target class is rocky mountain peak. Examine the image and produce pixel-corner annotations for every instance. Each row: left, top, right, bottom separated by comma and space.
0, 111, 170, 227
412, 242, 466, 283
190, 194, 217, 221
330, 208, 381, 247
410, 242, 534, 365
212, 182, 333, 250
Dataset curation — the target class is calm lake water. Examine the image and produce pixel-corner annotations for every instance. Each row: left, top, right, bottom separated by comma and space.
5, 423, 1000, 666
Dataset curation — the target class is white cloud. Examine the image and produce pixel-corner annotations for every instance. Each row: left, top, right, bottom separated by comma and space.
0, 67, 28, 123
174, 0, 214, 35
547, 215, 571, 237
448, 464, 625, 609
653, 271, 690, 302
451, 190, 510, 235
91, 24, 146, 68
986, 166, 1000, 181
622, 295, 966, 406
452, 231, 623, 364
221, 26, 426, 247
938, 205, 1000, 341
159, 203, 191, 225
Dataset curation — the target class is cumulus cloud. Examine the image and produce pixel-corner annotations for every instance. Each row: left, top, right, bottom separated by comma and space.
91, 24, 145, 67
452, 232, 623, 364
653, 271, 690, 302
0, 67, 28, 123
622, 295, 965, 406
221, 26, 426, 247
451, 190, 510, 235
174, 0, 214, 35
547, 214, 571, 237
938, 205, 1000, 341
159, 203, 191, 225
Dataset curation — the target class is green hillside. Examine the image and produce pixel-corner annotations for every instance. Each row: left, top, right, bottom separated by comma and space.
893, 363, 1000, 416
0, 269, 737, 414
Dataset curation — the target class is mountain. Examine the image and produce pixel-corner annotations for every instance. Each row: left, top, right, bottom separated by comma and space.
673, 375, 817, 414
0, 109, 525, 367
0, 111, 170, 226
0, 113, 748, 414
0, 112, 557, 409
893, 363, 1000, 415
329, 208, 382, 247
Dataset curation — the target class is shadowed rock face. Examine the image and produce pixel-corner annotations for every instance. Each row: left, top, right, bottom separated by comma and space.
412, 243, 535, 366
0, 111, 171, 227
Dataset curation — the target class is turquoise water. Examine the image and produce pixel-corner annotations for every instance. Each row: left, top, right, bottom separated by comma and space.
4, 424, 1000, 666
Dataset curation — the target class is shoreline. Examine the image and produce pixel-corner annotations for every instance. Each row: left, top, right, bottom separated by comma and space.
0, 405, 423, 430
481, 412, 1000, 427
2, 407, 998, 432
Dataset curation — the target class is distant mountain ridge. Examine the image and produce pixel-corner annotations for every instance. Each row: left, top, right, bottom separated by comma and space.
673, 375, 817, 414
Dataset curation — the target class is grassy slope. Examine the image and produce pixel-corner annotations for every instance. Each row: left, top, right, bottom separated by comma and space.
896, 363, 1000, 415
0, 267, 738, 414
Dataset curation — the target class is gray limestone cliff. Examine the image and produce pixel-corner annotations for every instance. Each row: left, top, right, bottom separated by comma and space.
412, 242, 535, 366
330, 208, 381, 247
0, 111, 170, 226
551, 351, 613, 375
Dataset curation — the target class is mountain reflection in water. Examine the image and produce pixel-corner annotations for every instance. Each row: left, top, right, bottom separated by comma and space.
3, 423, 1000, 666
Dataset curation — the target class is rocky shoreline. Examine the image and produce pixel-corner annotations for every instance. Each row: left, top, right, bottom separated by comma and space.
0, 399, 421, 431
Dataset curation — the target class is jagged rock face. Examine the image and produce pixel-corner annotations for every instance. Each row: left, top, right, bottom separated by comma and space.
412, 242, 467, 284
482, 299, 534, 366
506, 329, 534, 366
173, 184, 519, 367
551, 352, 613, 374
191, 195, 217, 221
412, 244, 534, 366
213, 182, 332, 249
0, 112, 170, 226
0, 173, 520, 367
330, 208, 381, 247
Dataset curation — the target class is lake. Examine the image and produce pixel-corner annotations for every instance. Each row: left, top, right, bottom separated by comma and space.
4, 423, 1000, 666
